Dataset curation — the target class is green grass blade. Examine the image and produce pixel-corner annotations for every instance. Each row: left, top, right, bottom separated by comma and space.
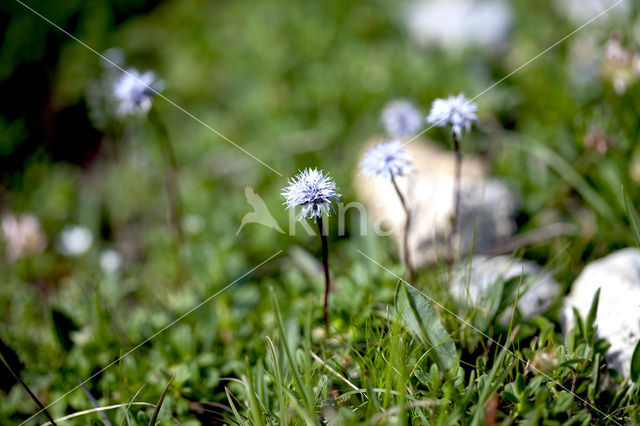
266, 336, 288, 425
148, 369, 176, 426
120, 384, 146, 426
269, 287, 314, 412
244, 358, 265, 426
522, 143, 615, 219
225, 387, 247, 425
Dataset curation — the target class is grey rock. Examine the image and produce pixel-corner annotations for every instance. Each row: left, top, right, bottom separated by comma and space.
354, 141, 519, 267
451, 255, 561, 322
562, 248, 640, 378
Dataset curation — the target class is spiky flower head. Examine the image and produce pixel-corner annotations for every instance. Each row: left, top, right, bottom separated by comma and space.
113, 68, 161, 116
381, 99, 422, 138
282, 168, 341, 221
426, 93, 477, 138
360, 140, 414, 181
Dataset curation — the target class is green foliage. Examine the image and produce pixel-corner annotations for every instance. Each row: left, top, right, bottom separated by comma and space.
2, 0, 640, 424
632, 340, 640, 384
394, 281, 458, 370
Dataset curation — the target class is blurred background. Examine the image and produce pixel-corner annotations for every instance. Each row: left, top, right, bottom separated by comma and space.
1, 0, 640, 423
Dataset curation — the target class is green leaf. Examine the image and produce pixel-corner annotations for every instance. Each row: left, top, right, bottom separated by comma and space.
394, 281, 457, 370
623, 186, 640, 247
588, 353, 601, 403
551, 391, 574, 415
572, 308, 586, 342
501, 389, 519, 404
586, 288, 600, 342
515, 373, 526, 396
631, 338, 640, 383
567, 327, 577, 353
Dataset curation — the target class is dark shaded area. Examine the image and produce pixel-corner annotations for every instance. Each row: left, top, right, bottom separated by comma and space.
51, 308, 80, 352
0, 0, 163, 185
0, 338, 23, 392
45, 101, 102, 165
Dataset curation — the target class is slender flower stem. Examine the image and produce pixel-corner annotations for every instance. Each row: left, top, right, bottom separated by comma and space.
317, 216, 331, 331
390, 175, 414, 281
148, 107, 185, 284
148, 106, 184, 243
448, 132, 462, 267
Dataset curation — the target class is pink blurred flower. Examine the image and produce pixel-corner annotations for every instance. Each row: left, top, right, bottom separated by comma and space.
1, 213, 47, 261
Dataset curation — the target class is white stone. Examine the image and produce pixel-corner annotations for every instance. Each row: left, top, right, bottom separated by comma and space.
100, 249, 122, 275
554, 0, 629, 24
405, 0, 512, 51
451, 255, 561, 321
562, 248, 640, 378
56, 225, 93, 257
354, 140, 519, 267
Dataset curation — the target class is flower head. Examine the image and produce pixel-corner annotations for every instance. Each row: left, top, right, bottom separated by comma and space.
282, 168, 341, 221
381, 100, 422, 138
360, 140, 414, 181
426, 93, 477, 137
113, 68, 161, 116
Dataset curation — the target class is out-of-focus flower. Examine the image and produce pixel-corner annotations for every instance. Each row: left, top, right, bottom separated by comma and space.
381, 100, 422, 139
56, 225, 93, 257
113, 68, 162, 116
584, 125, 612, 155
602, 36, 640, 95
71, 326, 94, 346
531, 350, 559, 373
100, 249, 122, 275
1, 213, 47, 261
427, 93, 477, 138
406, 0, 512, 51
183, 214, 206, 235
282, 168, 341, 221
360, 141, 414, 181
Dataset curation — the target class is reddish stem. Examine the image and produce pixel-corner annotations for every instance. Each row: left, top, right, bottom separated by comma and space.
391, 175, 414, 281
317, 217, 331, 331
